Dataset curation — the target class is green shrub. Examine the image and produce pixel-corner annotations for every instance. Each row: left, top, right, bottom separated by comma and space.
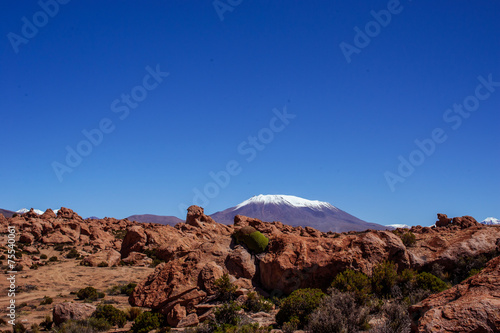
416, 272, 448, 293
214, 273, 238, 302
131, 311, 166, 333
233, 226, 269, 254
92, 304, 126, 328
76, 287, 104, 301
243, 292, 273, 313
97, 261, 108, 267
126, 307, 143, 321
468, 268, 482, 277
214, 301, 241, 326
307, 290, 369, 333
13, 323, 26, 333
66, 248, 79, 259
372, 261, 398, 296
49, 256, 58, 262
275, 288, 325, 328
331, 269, 371, 304
401, 232, 416, 247
40, 315, 53, 330
40, 296, 53, 305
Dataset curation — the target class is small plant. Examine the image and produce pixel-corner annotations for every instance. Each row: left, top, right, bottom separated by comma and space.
40, 296, 53, 305
66, 248, 79, 259
40, 315, 53, 330
372, 261, 398, 297
331, 269, 372, 305
40, 254, 48, 259
214, 273, 238, 302
233, 226, 269, 253
275, 288, 325, 328
76, 286, 104, 301
131, 311, 166, 333
243, 292, 273, 313
49, 256, 58, 262
54, 244, 65, 251
213, 301, 241, 326
416, 272, 448, 293
13, 323, 26, 333
30, 323, 40, 333
126, 307, 143, 321
92, 304, 127, 328
401, 232, 416, 247
97, 261, 109, 267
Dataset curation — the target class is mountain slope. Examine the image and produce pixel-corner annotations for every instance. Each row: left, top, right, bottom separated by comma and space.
126, 214, 183, 227
481, 217, 500, 225
0, 208, 16, 218
210, 194, 389, 232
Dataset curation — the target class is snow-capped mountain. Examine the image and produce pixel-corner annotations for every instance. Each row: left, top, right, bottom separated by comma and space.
386, 224, 410, 229
481, 217, 500, 225
210, 194, 389, 232
16, 208, 59, 215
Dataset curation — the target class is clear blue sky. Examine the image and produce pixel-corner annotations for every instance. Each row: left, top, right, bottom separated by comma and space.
1, 1, 499, 226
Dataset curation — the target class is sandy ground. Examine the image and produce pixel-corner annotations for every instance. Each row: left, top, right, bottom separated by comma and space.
1, 246, 154, 330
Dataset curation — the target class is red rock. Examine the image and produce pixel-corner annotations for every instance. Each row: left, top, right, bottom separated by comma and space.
177, 313, 199, 328
40, 209, 56, 220
57, 207, 83, 221
436, 213, 452, 227
19, 232, 35, 244
120, 226, 148, 258
452, 215, 479, 229
186, 205, 216, 227
53, 302, 96, 325
167, 303, 186, 327
409, 256, 500, 332
226, 245, 256, 279
81, 249, 121, 267
122, 252, 153, 266
42, 231, 72, 244
198, 262, 224, 294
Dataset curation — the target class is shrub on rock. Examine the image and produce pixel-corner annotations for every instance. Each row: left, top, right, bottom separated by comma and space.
233, 226, 269, 254
275, 288, 325, 328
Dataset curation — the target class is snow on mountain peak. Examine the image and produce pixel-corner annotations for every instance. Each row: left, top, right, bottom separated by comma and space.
386, 224, 410, 229
234, 194, 337, 211
16, 208, 59, 215
481, 217, 500, 225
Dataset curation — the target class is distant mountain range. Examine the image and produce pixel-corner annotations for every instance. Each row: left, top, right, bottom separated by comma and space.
0, 209, 16, 218
481, 217, 500, 225
210, 194, 389, 232
126, 214, 183, 226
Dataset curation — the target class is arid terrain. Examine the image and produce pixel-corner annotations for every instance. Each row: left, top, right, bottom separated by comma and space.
1, 207, 499, 332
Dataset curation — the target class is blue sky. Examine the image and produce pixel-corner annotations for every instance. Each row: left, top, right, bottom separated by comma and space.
1, 1, 499, 226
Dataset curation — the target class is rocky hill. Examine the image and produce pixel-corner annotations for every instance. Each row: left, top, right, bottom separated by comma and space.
0, 208, 499, 332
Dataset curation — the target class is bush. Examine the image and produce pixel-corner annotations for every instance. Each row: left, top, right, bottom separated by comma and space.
275, 288, 325, 328
40, 315, 53, 330
213, 301, 241, 326
372, 261, 398, 297
214, 273, 238, 302
243, 292, 273, 313
233, 226, 269, 253
76, 287, 104, 301
331, 269, 372, 304
40, 296, 53, 305
13, 323, 26, 333
401, 232, 416, 247
49, 256, 58, 262
40, 254, 48, 260
131, 311, 166, 333
307, 290, 369, 333
126, 307, 143, 321
97, 261, 108, 267
416, 272, 448, 293
66, 248, 79, 259
370, 301, 411, 333
92, 304, 126, 328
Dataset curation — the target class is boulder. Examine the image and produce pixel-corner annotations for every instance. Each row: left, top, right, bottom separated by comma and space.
409, 256, 500, 332
225, 246, 256, 279
19, 232, 35, 244
436, 213, 452, 227
53, 302, 96, 325
40, 209, 57, 220
177, 313, 199, 328
186, 205, 216, 227
57, 207, 83, 221
122, 251, 153, 266
120, 226, 148, 258
167, 303, 186, 327
81, 249, 121, 267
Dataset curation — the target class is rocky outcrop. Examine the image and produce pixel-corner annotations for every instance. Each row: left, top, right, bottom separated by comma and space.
436, 214, 452, 227
81, 249, 121, 267
186, 205, 216, 227
409, 256, 500, 332
53, 302, 96, 325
